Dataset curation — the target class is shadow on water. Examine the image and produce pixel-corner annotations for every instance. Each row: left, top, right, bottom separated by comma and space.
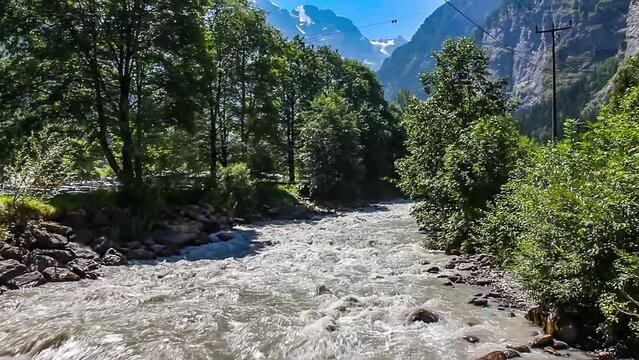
133, 199, 410, 264
134, 229, 263, 264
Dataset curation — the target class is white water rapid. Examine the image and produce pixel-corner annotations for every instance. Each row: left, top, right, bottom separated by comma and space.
0, 202, 590, 360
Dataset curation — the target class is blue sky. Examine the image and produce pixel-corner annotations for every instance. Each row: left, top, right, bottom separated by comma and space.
271, 0, 445, 40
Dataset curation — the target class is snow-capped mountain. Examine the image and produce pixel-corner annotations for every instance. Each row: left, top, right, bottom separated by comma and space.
255, 0, 403, 70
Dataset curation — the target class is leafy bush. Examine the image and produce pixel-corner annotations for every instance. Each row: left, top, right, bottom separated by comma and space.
213, 163, 256, 217
475, 86, 639, 348
300, 91, 363, 201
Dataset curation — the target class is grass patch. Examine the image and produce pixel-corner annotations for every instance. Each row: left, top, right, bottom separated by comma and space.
49, 190, 119, 215
255, 183, 299, 208
0, 195, 58, 223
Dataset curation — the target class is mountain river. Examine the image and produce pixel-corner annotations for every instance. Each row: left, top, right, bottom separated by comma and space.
0, 202, 590, 359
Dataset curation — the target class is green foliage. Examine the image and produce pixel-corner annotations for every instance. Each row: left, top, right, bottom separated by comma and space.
212, 163, 256, 217
0, 195, 57, 225
397, 37, 521, 249
475, 86, 639, 348
300, 92, 363, 201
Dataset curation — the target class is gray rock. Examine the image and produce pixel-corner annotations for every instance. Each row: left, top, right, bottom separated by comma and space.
463, 335, 481, 343
42, 222, 73, 237
0, 245, 29, 262
503, 349, 521, 358
152, 230, 198, 248
425, 266, 441, 274
91, 236, 112, 256
67, 258, 100, 279
0, 259, 29, 284
149, 244, 175, 257
66, 242, 99, 260
406, 308, 439, 324
6, 271, 44, 289
475, 278, 494, 286
469, 298, 489, 307
101, 248, 127, 266
42, 267, 81, 282
25, 254, 61, 272
36, 232, 69, 249
457, 262, 477, 271
34, 249, 74, 263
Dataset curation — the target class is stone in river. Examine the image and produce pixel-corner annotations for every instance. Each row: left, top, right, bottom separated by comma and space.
0, 259, 28, 284
476, 351, 507, 360
502, 349, 521, 358
530, 334, 554, 348
67, 258, 100, 279
469, 297, 489, 307
462, 335, 481, 343
42, 267, 81, 282
101, 248, 127, 266
6, 271, 44, 289
406, 308, 439, 324
425, 266, 440, 274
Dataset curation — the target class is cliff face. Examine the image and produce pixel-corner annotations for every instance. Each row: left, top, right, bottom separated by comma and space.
627, 0, 639, 57
377, 0, 504, 99
481, 0, 632, 108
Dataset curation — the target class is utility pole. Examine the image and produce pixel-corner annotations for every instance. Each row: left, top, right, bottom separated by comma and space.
536, 20, 572, 142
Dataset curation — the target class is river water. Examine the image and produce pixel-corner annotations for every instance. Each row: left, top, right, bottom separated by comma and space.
0, 202, 590, 360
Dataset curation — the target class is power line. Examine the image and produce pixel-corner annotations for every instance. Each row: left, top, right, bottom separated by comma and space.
303, 10, 432, 42
443, 0, 541, 71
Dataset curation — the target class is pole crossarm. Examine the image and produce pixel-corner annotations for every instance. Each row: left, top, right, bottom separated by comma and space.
536, 19, 572, 142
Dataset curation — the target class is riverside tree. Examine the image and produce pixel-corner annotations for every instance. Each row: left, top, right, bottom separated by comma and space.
396, 37, 522, 249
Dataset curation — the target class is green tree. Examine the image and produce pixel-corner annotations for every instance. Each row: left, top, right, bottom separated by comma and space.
300, 92, 363, 201
1, 0, 207, 189
397, 37, 518, 249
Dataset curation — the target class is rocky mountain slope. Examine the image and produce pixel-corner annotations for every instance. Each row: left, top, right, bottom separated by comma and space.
379, 0, 638, 138
255, 0, 403, 70
377, 0, 504, 99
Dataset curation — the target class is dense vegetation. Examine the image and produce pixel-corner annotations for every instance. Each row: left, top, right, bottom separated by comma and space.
0, 0, 403, 223
399, 38, 639, 351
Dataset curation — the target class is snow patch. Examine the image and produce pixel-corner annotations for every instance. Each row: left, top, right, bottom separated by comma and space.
295, 5, 314, 25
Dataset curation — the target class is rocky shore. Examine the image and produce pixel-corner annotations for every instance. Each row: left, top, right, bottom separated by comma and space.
430, 250, 622, 360
0, 203, 238, 294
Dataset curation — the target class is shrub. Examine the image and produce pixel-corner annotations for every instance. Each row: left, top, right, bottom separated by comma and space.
213, 162, 256, 217
475, 86, 639, 349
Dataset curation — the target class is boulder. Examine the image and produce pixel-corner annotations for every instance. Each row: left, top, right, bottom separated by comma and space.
91, 236, 112, 256
502, 349, 521, 358
0, 245, 29, 262
469, 298, 489, 307
34, 230, 69, 249
153, 229, 197, 248
42, 267, 81, 282
73, 229, 98, 245
35, 249, 74, 263
0, 259, 29, 284
406, 308, 439, 324
201, 218, 221, 234
476, 351, 507, 360
67, 258, 100, 279
457, 262, 477, 271
463, 335, 481, 343
543, 346, 558, 356
42, 222, 73, 237
13, 232, 37, 250
101, 248, 127, 266
475, 278, 494, 286
66, 242, 99, 260
552, 340, 569, 350
127, 248, 155, 260
126, 241, 142, 249
25, 254, 61, 272
530, 334, 554, 348
0, 285, 7, 295
6, 271, 44, 289
425, 266, 441, 274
